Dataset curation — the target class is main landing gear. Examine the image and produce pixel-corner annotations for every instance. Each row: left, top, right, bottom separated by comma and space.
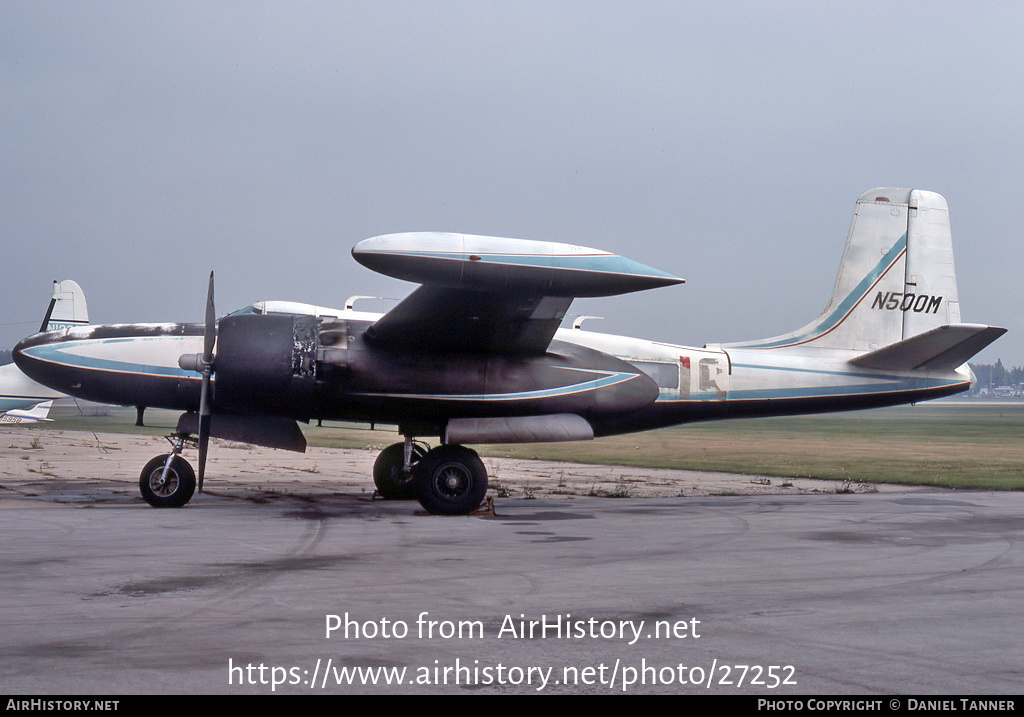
138, 432, 489, 516
374, 438, 489, 516
372, 440, 427, 500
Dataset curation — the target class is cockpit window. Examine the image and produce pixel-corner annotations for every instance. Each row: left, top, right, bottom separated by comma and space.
226, 305, 263, 317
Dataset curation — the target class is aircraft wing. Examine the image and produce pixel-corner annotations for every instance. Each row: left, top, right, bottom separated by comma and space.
352, 233, 683, 355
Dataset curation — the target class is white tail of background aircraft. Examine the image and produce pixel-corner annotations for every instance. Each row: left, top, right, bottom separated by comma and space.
0, 400, 54, 424
1, 280, 89, 422
41, 280, 89, 333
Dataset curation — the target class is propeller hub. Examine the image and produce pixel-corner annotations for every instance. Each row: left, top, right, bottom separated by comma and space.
178, 353, 214, 373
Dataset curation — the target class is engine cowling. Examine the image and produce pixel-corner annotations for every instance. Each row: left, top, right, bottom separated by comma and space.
213, 313, 318, 418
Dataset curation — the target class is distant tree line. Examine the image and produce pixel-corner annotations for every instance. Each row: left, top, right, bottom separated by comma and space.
969, 359, 1024, 392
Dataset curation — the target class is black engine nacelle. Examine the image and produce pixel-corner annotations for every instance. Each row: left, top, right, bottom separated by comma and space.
213, 313, 318, 418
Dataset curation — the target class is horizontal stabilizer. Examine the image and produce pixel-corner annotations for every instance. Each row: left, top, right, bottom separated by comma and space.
850, 324, 1007, 372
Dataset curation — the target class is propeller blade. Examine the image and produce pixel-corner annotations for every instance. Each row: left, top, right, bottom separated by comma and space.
197, 271, 215, 492
203, 271, 216, 361
197, 388, 210, 492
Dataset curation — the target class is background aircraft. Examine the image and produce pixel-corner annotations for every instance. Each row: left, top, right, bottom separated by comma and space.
1, 280, 88, 424
0, 401, 53, 425
13, 189, 1004, 514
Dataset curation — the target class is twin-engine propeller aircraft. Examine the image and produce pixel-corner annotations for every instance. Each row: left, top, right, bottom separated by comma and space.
14, 189, 1004, 514
2, 280, 88, 424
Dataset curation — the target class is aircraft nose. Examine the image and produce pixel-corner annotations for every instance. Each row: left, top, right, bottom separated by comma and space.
14, 334, 40, 368
13, 322, 202, 410
13, 332, 64, 390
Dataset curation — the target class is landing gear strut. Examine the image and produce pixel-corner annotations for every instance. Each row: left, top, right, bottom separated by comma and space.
373, 438, 427, 499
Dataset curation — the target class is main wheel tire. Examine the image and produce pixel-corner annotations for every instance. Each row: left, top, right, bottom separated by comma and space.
413, 445, 488, 515
139, 454, 196, 508
373, 442, 426, 500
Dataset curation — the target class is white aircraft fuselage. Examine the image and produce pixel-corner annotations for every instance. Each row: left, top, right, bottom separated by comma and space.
0, 362, 64, 414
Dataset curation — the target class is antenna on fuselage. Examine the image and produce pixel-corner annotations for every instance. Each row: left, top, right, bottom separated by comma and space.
572, 316, 605, 330
345, 295, 382, 310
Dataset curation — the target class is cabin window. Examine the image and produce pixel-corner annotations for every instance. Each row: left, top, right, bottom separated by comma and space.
630, 361, 679, 389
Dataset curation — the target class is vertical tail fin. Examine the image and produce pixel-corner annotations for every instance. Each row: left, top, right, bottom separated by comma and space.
728, 188, 964, 352
43, 280, 89, 332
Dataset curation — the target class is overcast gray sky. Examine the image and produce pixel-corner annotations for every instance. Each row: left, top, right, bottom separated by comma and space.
3, 1, 1022, 366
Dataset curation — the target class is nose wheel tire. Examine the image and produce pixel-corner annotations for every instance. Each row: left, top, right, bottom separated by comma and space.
139, 454, 196, 508
413, 444, 488, 515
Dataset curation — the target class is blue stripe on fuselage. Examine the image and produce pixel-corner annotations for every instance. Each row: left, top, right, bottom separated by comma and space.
19, 338, 194, 379
351, 367, 640, 402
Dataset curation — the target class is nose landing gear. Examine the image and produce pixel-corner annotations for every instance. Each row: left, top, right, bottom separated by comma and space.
139, 434, 197, 508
